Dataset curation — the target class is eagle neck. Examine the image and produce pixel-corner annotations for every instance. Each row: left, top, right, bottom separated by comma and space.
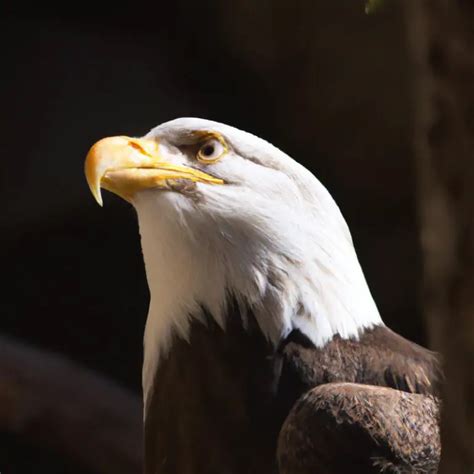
135, 192, 384, 412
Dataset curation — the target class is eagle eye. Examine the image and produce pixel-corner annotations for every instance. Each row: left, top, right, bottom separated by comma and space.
197, 137, 226, 163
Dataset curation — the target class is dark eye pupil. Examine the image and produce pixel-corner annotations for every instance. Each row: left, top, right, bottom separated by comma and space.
202, 144, 215, 157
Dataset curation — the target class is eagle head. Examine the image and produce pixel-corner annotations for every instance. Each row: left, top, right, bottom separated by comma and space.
85, 117, 382, 404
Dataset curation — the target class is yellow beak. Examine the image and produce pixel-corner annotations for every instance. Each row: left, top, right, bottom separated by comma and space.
84, 136, 224, 206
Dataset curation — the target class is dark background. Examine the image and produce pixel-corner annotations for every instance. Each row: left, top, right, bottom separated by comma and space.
2, 1, 423, 472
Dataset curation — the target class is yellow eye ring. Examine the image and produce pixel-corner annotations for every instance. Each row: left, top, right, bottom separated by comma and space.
197, 135, 228, 164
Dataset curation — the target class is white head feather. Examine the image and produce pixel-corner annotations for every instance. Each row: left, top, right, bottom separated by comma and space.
133, 118, 383, 409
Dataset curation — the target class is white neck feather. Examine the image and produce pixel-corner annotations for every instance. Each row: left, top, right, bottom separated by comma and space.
134, 182, 383, 411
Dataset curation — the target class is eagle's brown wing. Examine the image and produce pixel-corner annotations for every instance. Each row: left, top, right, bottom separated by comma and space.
277, 326, 443, 406
277, 382, 441, 474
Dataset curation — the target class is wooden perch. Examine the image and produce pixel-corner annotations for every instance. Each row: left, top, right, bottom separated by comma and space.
0, 334, 142, 473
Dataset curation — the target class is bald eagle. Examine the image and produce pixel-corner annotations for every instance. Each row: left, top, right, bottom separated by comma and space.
85, 118, 442, 474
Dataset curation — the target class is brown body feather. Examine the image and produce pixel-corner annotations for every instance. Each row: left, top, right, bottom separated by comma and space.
144, 307, 442, 474
278, 383, 441, 474
278, 325, 442, 413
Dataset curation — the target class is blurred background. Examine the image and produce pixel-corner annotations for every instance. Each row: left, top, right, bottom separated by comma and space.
1, 1, 425, 472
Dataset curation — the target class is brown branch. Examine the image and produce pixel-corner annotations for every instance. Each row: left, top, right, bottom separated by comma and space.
0, 334, 142, 473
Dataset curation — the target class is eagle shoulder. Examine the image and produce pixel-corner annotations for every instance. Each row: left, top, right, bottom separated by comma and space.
276, 325, 443, 411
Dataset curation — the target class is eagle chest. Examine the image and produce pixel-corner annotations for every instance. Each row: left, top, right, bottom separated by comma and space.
144, 316, 284, 474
